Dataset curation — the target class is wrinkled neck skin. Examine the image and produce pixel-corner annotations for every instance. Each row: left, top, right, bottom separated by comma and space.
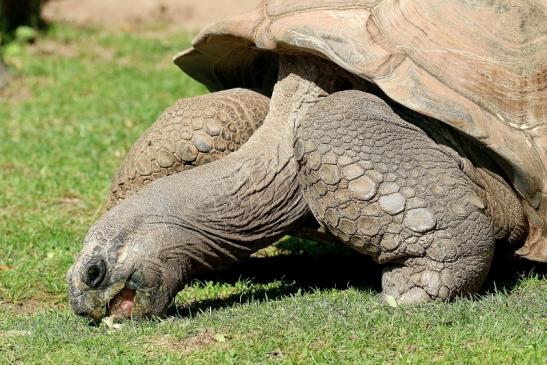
68, 56, 339, 318
151, 56, 334, 274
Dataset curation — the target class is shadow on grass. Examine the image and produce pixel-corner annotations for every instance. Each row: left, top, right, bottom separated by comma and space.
168, 239, 382, 318
168, 238, 545, 318
481, 249, 546, 294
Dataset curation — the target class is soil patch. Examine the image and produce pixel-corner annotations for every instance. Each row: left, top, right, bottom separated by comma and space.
42, 0, 258, 33
0, 299, 57, 315
148, 329, 229, 354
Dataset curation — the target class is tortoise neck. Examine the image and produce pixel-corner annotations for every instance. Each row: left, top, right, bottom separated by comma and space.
145, 56, 338, 273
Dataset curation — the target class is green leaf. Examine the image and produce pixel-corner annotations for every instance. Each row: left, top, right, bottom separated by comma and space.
15, 26, 37, 43
213, 334, 226, 343
384, 295, 399, 308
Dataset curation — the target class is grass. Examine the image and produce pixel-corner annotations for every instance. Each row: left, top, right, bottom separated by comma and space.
0, 25, 546, 364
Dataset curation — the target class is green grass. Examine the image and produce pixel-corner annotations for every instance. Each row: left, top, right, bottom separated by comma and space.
0, 25, 546, 364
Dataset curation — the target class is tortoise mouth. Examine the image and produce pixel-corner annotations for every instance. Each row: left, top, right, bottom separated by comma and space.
106, 288, 135, 318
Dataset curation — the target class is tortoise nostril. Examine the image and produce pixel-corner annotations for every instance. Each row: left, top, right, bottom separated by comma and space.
83, 259, 106, 288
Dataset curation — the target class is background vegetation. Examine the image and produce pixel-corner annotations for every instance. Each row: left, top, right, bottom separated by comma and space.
0, 0, 47, 89
0, 0, 45, 36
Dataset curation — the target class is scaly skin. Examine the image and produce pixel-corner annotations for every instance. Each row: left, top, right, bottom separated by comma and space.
396, 108, 529, 247
107, 89, 269, 208
295, 90, 498, 304
106, 87, 332, 243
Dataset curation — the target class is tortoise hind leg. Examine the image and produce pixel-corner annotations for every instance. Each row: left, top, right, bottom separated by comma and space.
107, 88, 269, 208
295, 90, 496, 304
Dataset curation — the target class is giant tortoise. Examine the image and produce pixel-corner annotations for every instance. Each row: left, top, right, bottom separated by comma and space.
67, 0, 546, 320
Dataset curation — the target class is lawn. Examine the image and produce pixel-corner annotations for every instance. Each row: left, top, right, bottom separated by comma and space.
0, 25, 546, 364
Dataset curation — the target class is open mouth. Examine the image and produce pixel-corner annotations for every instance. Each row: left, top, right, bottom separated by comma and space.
107, 288, 136, 317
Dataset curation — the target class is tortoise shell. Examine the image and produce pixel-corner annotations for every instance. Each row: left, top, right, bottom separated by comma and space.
174, 0, 546, 261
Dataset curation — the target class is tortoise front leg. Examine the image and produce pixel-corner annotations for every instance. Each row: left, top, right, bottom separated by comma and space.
295, 90, 496, 304
107, 88, 269, 208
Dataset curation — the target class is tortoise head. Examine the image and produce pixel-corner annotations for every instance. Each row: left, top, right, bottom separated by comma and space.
67, 196, 192, 321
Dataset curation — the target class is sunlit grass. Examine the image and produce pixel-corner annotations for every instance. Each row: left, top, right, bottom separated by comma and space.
0, 25, 545, 364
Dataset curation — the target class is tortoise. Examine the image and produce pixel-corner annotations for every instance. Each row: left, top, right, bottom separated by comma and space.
67, 0, 546, 320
